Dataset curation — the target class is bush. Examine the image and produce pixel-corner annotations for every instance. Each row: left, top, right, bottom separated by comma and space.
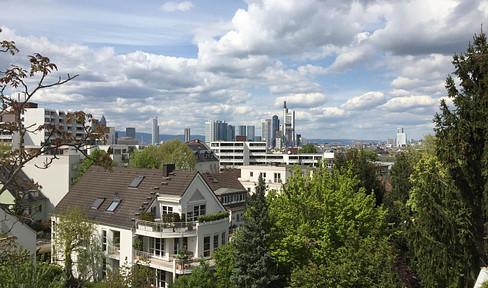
198, 211, 229, 223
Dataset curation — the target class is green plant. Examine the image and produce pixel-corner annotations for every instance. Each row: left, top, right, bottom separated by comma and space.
139, 211, 154, 222
197, 211, 229, 223
133, 238, 142, 251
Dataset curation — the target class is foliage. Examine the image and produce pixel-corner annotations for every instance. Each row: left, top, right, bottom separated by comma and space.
231, 174, 280, 288
298, 143, 317, 154
269, 165, 401, 287
139, 211, 155, 221
129, 138, 196, 170
74, 149, 117, 183
433, 31, 488, 285
92, 259, 153, 288
406, 153, 474, 287
170, 258, 216, 288
213, 244, 238, 288
197, 211, 229, 223
334, 148, 385, 205
52, 206, 103, 285
362, 148, 380, 161
0, 237, 65, 287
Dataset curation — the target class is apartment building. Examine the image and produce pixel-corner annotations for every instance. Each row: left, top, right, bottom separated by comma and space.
210, 141, 334, 170
53, 164, 229, 287
238, 165, 308, 194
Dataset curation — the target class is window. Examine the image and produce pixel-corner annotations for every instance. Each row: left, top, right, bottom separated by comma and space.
129, 175, 145, 188
102, 230, 107, 251
162, 206, 173, 214
113, 231, 120, 249
274, 173, 281, 183
157, 270, 166, 288
35, 204, 42, 212
187, 204, 206, 222
174, 238, 179, 255
149, 237, 165, 257
260, 172, 266, 178
183, 237, 188, 251
204, 236, 210, 257
106, 200, 121, 212
91, 198, 105, 210
221, 232, 226, 245
213, 235, 219, 251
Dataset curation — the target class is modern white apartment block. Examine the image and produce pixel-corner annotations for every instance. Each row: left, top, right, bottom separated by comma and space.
53, 165, 229, 287
210, 141, 334, 170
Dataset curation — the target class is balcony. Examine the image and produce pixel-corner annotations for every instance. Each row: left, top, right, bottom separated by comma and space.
107, 244, 120, 260
134, 250, 200, 274
135, 220, 197, 238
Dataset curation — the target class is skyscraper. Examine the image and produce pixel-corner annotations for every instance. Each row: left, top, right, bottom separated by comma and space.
152, 117, 159, 145
247, 125, 255, 141
396, 127, 407, 147
184, 127, 190, 143
272, 115, 279, 148
236, 125, 247, 137
205, 120, 233, 144
261, 119, 272, 149
126, 127, 136, 139
283, 101, 296, 147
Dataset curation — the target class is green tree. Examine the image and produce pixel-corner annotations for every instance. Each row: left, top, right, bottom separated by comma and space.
170, 258, 216, 288
406, 154, 473, 287
298, 143, 317, 154
213, 244, 238, 288
334, 148, 385, 205
231, 174, 280, 288
433, 31, 488, 284
52, 206, 103, 286
269, 165, 401, 287
129, 139, 196, 170
75, 150, 117, 183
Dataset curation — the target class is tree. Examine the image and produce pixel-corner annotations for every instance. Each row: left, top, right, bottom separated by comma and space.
269, 165, 401, 287
52, 206, 103, 286
170, 258, 216, 288
298, 143, 317, 154
0, 28, 108, 220
231, 174, 280, 288
74, 149, 117, 183
213, 244, 238, 288
334, 148, 385, 205
406, 153, 473, 287
129, 138, 196, 170
434, 31, 488, 284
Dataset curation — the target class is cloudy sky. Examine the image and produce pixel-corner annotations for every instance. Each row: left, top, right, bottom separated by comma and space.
1, 0, 487, 140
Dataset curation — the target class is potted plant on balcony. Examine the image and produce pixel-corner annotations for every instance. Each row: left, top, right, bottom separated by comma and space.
133, 237, 142, 260
176, 246, 191, 270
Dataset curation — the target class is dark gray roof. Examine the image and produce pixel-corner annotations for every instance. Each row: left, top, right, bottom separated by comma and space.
54, 166, 199, 229
0, 166, 47, 203
186, 140, 219, 163
201, 172, 247, 211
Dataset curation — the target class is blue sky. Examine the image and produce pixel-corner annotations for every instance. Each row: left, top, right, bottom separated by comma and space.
1, 0, 487, 140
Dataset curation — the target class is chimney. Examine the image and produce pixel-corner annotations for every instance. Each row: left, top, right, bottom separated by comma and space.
162, 164, 176, 177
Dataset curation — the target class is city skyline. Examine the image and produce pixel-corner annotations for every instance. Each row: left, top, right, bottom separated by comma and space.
1, 1, 486, 140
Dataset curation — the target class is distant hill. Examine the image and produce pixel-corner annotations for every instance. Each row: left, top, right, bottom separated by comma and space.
116, 131, 205, 145
306, 139, 384, 145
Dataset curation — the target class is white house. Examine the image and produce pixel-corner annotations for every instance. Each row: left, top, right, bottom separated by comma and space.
238, 165, 309, 194
53, 164, 229, 287
0, 208, 37, 264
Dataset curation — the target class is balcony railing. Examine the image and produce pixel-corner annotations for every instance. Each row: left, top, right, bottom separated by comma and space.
135, 220, 196, 234
107, 244, 120, 259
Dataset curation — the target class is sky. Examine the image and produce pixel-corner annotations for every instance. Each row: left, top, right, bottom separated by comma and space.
1, 0, 487, 141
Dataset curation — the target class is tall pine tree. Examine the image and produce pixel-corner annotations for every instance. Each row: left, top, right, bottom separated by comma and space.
231, 174, 279, 288
434, 31, 488, 283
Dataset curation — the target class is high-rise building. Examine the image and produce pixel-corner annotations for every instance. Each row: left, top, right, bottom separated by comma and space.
205, 120, 233, 144
152, 117, 159, 145
283, 101, 296, 147
126, 127, 136, 139
396, 127, 407, 147
272, 115, 279, 148
184, 127, 191, 143
247, 125, 255, 141
236, 125, 247, 137
261, 119, 272, 149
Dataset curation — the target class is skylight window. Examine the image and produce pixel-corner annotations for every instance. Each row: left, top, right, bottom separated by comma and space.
106, 199, 121, 212
129, 175, 145, 188
91, 198, 105, 210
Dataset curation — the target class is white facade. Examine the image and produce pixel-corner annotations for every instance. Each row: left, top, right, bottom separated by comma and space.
211, 141, 334, 170
0, 208, 37, 264
238, 165, 297, 194
396, 127, 407, 147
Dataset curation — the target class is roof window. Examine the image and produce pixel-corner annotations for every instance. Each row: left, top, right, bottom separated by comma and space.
106, 199, 121, 212
129, 175, 145, 188
91, 198, 105, 210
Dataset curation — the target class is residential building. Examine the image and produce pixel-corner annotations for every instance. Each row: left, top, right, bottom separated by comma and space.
184, 128, 190, 143
126, 127, 136, 139
210, 141, 334, 170
152, 117, 159, 145
283, 101, 296, 147
53, 165, 229, 287
238, 165, 307, 194
186, 140, 219, 173
261, 119, 272, 149
0, 208, 37, 263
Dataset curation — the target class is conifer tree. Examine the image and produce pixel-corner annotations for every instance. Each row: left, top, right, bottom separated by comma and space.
231, 174, 279, 288
434, 31, 488, 282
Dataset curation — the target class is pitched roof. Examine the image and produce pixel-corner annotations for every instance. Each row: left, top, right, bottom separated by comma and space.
186, 140, 219, 163
201, 172, 246, 193
0, 166, 47, 203
54, 166, 199, 229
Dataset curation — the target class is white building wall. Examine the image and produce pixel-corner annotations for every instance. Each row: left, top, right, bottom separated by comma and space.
0, 208, 36, 263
